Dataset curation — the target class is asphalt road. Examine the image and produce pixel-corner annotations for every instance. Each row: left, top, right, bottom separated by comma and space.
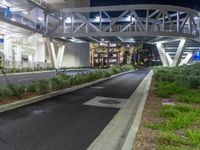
0, 69, 94, 86
0, 69, 149, 150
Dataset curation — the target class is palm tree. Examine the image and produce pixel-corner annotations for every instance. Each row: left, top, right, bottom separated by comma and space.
131, 44, 143, 64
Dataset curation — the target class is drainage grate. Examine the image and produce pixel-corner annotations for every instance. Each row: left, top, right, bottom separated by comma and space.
83, 96, 129, 108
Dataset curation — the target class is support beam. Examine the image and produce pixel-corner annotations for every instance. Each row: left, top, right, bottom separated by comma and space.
179, 52, 194, 66
45, 38, 66, 68
166, 53, 173, 67
156, 43, 169, 67
45, 38, 56, 68
57, 45, 65, 68
172, 39, 187, 67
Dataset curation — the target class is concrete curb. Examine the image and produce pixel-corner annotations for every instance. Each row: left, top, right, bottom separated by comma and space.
121, 70, 153, 150
0, 70, 56, 76
87, 70, 153, 150
0, 68, 95, 76
0, 70, 134, 113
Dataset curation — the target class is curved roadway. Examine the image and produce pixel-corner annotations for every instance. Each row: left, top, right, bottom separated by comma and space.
0, 69, 149, 150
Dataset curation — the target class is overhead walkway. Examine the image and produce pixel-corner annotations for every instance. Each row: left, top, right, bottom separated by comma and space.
0, 2, 200, 67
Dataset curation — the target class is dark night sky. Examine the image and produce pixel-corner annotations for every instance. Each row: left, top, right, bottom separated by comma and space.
91, 0, 200, 10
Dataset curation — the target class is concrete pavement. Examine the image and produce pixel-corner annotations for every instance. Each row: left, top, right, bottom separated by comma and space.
0, 69, 149, 150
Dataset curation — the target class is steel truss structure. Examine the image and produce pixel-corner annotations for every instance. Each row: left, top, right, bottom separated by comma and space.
46, 5, 200, 43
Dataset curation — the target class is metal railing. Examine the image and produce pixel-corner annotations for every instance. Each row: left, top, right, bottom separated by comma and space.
0, 6, 44, 32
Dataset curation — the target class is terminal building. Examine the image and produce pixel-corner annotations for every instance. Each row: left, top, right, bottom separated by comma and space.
0, 0, 200, 68
0, 0, 90, 68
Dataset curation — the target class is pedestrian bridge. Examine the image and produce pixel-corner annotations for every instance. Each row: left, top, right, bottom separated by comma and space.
46, 4, 200, 67
0, 3, 200, 67
47, 5, 200, 44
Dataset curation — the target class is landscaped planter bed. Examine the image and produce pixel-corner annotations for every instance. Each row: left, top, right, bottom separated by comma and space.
0, 65, 134, 106
134, 64, 200, 150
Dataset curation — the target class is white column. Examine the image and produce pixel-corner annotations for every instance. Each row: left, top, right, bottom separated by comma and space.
4, 36, 12, 61
50, 42, 57, 68
45, 38, 66, 68
156, 43, 169, 67
35, 42, 45, 62
45, 38, 57, 68
57, 45, 65, 68
15, 44, 22, 62
172, 39, 187, 67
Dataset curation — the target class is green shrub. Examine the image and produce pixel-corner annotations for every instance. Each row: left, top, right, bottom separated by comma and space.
27, 82, 39, 93
6, 84, 26, 98
186, 130, 200, 148
0, 87, 12, 99
157, 132, 186, 147
177, 91, 200, 104
29, 80, 50, 94
154, 82, 188, 98
148, 105, 199, 131
49, 77, 65, 90
0, 65, 133, 100
159, 106, 180, 118
154, 63, 200, 88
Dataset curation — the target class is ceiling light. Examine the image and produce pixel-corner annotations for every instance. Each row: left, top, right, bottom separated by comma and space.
127, 15, 131, 20
95, 16, 101, 22
65, 17, 72, 23
22, 11, 28, 15
127, 15, 136, 22
69, 37, 85, 43
38, 17, 43, 21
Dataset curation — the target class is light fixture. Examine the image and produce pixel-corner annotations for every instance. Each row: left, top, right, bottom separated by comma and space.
11, 8, 26, 12
95, 16, 101, 22
65, 17, 72, 23
69, 37, 85, 43
22, 11, 28, 15
127, 15, 132, 20
127, 15, 136, 22
38, 17, 43, 21
123, 38, 135, 43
